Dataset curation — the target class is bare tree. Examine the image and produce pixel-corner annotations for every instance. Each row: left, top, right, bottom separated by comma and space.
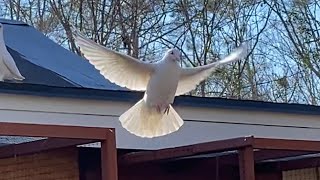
1, 0, 320, 104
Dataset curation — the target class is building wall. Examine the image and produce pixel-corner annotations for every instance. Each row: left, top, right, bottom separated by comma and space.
2, 93, 320, 150
0, 147, 79, 180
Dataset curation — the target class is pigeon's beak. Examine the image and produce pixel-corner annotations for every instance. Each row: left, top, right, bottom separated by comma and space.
174, 56, 180, 62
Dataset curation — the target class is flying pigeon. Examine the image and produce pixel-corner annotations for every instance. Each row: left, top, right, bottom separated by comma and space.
72, 29, 247, 138
0, 23, 25, 81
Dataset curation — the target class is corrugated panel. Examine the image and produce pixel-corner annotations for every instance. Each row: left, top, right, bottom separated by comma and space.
0, 136, 44, 145
78, 142, 101, 148
283, 167, 320, 180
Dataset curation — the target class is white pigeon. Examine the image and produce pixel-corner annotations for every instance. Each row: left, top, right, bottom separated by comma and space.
72, 29, 247, 138
0, 23, 25, 81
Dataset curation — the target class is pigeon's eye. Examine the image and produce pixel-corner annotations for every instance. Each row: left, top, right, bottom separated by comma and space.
170, 51, 174, 55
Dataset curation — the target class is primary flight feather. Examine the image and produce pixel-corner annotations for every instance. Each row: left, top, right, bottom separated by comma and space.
72, 28, 247, 138
0, 23, 25, 81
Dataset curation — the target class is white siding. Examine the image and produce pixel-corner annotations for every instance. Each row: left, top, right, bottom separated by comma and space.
0, 93, 320, 150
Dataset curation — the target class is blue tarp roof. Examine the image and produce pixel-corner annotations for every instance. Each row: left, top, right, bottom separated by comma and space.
1, 19, 124, 90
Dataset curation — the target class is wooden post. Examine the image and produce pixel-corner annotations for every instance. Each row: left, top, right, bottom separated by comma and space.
239, 146, 255, 180
101, 129, 118, 180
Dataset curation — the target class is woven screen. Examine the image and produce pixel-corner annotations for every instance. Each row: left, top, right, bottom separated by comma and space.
283, 167, 320, 180
0, 147, 79, 180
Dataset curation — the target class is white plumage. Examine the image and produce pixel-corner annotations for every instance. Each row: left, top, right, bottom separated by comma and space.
72, 28, 247, 138
0, 23, 25, 81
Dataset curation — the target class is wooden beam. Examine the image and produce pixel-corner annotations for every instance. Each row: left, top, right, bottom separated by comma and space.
101, 129, 118, 180
259, 155, 320, 171
0, 138, 96, 159
0, 122, 109, 140
253, 138, 320, 151
239, 146, 255, 180
254, 149, 317, 162
120, 136, 254, 164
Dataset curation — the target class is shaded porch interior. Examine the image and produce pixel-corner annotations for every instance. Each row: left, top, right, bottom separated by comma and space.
115, 136, 320, 180
0, 122, 117, 180
1, 123, 320, 180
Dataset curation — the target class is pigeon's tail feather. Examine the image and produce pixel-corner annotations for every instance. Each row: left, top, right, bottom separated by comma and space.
119, 99, 184, 138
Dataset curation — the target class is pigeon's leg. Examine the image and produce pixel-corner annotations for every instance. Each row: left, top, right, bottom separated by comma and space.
154, 103, 170, 114
164, 105, 170, 115
155, 105, 162, 113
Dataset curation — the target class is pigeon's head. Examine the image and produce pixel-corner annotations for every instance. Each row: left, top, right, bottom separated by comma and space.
165, 48, 181, 62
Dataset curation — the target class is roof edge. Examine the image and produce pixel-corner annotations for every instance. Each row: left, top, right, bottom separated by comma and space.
0, 19, 28, 26
0, 82, 320, 116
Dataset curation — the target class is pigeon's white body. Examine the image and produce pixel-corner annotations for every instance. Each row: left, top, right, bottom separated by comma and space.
0, 23, 24, 81
119, 57, 183, 138
73, 28, 247, 138
146, 59, 180, 108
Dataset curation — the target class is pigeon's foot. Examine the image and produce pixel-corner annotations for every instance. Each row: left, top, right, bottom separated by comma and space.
154, 103, 170, 114
156, 105, 162, 113
164, 106, 170, 115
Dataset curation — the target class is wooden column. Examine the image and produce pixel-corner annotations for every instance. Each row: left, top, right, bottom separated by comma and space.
101, 129, 118, 180
239, 146, 255, 180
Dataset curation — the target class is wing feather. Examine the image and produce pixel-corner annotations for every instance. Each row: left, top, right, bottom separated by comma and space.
3, 51, 25, 80
175, 44, 247, 96
73, 29, 154, 91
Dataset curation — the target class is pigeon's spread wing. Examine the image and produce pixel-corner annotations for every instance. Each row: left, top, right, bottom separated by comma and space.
2, 51, 24, 80
175, 65, 216, 96
73, 30, 155, 91
175, 44, 247, 96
